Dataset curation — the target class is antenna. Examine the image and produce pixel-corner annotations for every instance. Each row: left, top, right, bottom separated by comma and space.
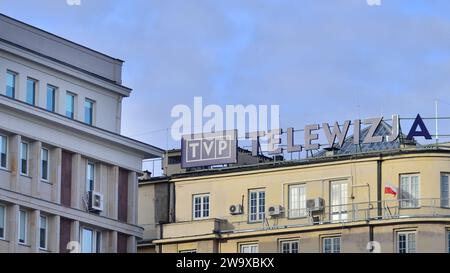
435, 99, 439, 144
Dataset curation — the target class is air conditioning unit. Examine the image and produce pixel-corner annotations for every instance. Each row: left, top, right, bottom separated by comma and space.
268, 205, 284, 217
229, 204, 243, 215
306, 198, 325, 212
88, 191, 104, 212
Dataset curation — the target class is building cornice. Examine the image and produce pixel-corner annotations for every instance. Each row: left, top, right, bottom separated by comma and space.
0, 95, 164, 159
0, 40, 131, 97
0, 187, 144, 238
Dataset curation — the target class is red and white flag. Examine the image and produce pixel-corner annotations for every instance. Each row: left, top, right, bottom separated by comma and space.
384, 184, 398, 197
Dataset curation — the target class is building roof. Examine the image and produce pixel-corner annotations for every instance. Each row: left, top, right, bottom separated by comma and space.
0, 13, 128, 89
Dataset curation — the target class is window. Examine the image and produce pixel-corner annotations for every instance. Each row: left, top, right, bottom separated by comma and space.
399, 174, 420, 208
26, 78, 37, 105
6, 71, 16, 98
80, 227, 101, 253
331, 181, 348, 221
96, 231, 102, 253
289, 184, 306, 218
323, 236, 341, 253
39, 215, 48, 250
20, 142, 28, 175
86, 162, 95, 192
46, 85, 56, 112
397, 231, 416, 253
18, 210, 27, 244
66, 92, 75, 119
441, 173, 450, 207
448, 231, 450, 254
0, 135, 7, 169
84, 99, 94, 125
280, 240, 299, 253
249, 189, 265, 222
0, 204, 5, 240
41, 148, 49, 181
193, 194, 210, 220
240, 243, 258, 253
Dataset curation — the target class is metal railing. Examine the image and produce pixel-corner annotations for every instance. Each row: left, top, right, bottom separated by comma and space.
217, 198, 450, 234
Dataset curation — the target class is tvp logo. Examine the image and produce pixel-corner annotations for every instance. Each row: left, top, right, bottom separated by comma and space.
181, 130, 238, 168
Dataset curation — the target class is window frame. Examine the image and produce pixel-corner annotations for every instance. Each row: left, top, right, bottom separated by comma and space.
248, 188, 265, 223
84, 98, 95, 125
26, 77, 38, 106
279, 239, 300, 253
441, 173, 450, 208
330, 181, 348, 221
239, 243, 259, 253
192, 193, 210, 220
399, 173, 420, 208
18, 209, 28, 245
80, 227, 101, 253
20, 141, 29, 176
66, 92, 76, 119
0, 134, 7, 170
46, 84, 57, 112
0, 204, 5, 240
39, 215, 48, 250
447, 230, 450, 254
41, 147, 50, 182
322, 236, 341, 253
396, 231, 416, 253
288, 184, 307, 219
86, 162, 95, 192
6, 70, 17, 98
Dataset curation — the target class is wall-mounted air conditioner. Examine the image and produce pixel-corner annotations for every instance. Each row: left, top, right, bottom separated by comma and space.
306, 198, 325, 212
229, 204, 243, 215
88, 191, 104, 212
268, 205, 284, 217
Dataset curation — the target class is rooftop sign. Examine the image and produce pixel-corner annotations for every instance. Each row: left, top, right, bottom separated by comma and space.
180, 114, 433, 168
181, 130, 238, 168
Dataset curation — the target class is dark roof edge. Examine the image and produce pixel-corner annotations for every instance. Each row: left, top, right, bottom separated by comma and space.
0, 13, 124, 62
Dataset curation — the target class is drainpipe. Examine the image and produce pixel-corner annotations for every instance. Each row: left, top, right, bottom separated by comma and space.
377, 159, 383, 218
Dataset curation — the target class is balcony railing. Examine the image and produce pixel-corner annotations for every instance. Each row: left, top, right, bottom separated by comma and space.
216, 198, 450, 234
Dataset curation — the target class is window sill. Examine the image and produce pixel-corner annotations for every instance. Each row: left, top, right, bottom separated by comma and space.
287, 215, 308, 220
41, 180, 52, 185
20, 174, 32, 179
248, 220, 264, 224
0, 167, 10, 173
18, 242, 31, 247
399, 206, 421, 210
192, 217, 210, 221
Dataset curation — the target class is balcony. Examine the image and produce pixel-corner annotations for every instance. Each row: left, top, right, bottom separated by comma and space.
162, 218, 229, 239
216, 198, 450, 234
159, 198, 450, 240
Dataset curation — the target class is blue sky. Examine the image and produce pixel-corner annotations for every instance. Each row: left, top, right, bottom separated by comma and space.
2, 0, 450, 152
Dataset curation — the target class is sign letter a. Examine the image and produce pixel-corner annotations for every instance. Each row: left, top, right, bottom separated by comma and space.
406, 114, 432, 140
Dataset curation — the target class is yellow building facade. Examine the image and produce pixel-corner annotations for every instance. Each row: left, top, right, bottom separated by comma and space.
154, 146, 450, 253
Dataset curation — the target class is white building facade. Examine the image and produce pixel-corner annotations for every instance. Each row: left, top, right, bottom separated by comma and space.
0, 13, 163, 253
